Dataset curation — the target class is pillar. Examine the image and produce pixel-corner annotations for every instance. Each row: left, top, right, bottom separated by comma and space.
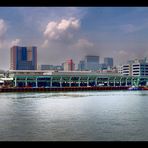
120, 77, 122, 86
95, 77, 98, 86
50, 77, 52, 87
131, 78, 134, 86
36, 77, 38, 88
114, 77, 116, 86
78, 77, 81, 87
14, 77, 17, 87
87, 77, 89, 87
69, 77, 71, 87
60, 77, 62, 88
107, 78, 109, 86
125, 78, 128, 86
25, 77, 27, 87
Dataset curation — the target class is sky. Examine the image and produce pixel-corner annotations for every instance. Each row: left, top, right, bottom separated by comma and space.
1, 7, 148, 70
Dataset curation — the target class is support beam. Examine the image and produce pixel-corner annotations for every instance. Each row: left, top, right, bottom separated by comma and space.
25, 77, 27, 87
36, 77, 38, 88
78, 77, 81, 87
107, 78, 109, 86
131, 78, 134, 86
125, 78, 128, 86
114, 77, 116, 86
69, 77, 71, 87
14, 77, 17, 87
60, 77, 62, 88
50, 77, 52, 87
95, 77, 98, 86
120, 77, 122, 86
87, 77, 89, 87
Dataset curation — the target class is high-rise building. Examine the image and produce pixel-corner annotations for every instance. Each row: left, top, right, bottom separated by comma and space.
84, 55, 99, 71
78, 60, 85, 71
63, 59, 75, 71
10, 46, 37, 70
104, 57, 113, 68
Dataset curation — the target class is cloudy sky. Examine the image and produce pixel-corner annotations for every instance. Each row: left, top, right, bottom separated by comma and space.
0, 7, 148, 70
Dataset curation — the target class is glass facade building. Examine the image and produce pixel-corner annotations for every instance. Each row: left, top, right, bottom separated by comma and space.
10, 46, 37, 70
84, 55, 100, 71
78, 60, 85, 71
104, 57, 113, 68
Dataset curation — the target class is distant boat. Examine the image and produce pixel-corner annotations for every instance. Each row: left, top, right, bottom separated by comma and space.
128, 86, 142, 90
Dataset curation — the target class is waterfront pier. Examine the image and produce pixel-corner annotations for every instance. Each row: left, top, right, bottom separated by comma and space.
7, 70, 148, 88
0, 70, 148, 92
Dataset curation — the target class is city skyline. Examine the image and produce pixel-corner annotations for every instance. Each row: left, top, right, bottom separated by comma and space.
1, 7, 148, 69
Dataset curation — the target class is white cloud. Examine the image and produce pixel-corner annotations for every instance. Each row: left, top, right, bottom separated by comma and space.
0, 19, 7, 48
74, 38, 94, 49
0, 19, 7, 38
44, 17, 80, 40
0, 38, 21, 49
10, 38, 21, 47
41, 39, 49, 48
57, 18, 79, 30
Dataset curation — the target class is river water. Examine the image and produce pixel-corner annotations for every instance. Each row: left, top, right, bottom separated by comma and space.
0, 91, 148, 141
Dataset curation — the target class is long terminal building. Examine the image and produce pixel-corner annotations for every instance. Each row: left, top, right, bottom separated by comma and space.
2, 70, 148, 88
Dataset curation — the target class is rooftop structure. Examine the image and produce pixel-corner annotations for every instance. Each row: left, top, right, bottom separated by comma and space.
8, 70, 121, 77
38, 64, 63, 71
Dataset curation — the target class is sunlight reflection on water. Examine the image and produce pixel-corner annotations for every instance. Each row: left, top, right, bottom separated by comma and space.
0, 91, 148, 141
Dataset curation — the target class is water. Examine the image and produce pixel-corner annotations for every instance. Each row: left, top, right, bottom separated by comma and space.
0, 91, 148, 141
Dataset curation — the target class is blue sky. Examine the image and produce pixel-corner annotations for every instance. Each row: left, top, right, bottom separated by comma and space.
0, 7, 148, 70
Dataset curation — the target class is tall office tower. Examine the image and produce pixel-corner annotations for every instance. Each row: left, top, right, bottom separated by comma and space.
104, 57, 113, 68
10, 46, 37, 70
78, 60, 85, 71
64, 59, 75, 71
84, 55, 100, 71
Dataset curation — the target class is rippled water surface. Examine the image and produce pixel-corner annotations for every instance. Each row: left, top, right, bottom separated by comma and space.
0, 91, 148, 141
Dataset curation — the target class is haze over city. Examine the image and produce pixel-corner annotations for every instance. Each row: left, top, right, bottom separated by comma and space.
0, 7, 148, 70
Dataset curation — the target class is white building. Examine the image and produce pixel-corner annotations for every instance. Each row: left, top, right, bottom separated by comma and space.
122, 64, 131, 76
117, 65, 123, 74
120, 58, 148, 76
132, 62, 148, 76
63, 59, 75, 71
